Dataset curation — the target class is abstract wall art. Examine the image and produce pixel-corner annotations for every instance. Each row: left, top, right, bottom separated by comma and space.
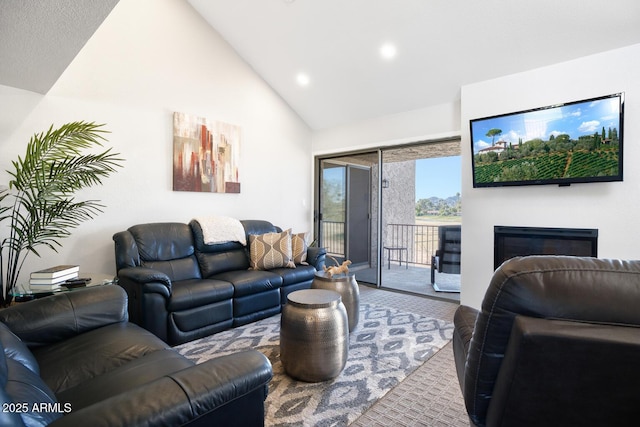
173, 112, 241, 193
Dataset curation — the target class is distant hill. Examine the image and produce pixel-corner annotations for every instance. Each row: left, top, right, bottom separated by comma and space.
427, 194, 460, 206
416, 194, 461, 216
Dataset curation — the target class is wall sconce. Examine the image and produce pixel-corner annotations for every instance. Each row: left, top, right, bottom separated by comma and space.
382, 178, 389, 188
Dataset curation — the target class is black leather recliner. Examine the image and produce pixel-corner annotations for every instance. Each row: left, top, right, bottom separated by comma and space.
0, 285, 272, 427
113, 222, 235, 345
113, 219, 325, 345
453, 256, 640, 427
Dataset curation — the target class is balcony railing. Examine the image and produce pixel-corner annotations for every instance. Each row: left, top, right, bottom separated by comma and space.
321, 221, 345, 257
321, 221, 456, 266
386, 223, 440, 266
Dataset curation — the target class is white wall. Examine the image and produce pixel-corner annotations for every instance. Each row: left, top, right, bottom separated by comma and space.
460, 43, 640, 309
312, 101, 461, 155
0, 0, 312, 283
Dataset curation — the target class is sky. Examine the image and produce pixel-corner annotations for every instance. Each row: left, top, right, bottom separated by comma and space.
415, 156, 461, 200
471, 94, 622, 154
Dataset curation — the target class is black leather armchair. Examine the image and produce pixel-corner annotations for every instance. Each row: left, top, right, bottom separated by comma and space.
0, 286, 272, 427
453, 256, 640, 427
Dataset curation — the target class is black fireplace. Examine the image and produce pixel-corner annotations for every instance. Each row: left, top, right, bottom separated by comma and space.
494, 226, 598, 270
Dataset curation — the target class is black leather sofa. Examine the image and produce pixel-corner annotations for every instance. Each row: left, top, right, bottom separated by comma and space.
113, 219, 326, 345
0, 285, 273, 427
453, 256, 640, 427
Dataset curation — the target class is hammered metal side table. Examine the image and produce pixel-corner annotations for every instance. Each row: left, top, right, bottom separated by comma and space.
280, 289, 348, 382
311, 272, 359, 332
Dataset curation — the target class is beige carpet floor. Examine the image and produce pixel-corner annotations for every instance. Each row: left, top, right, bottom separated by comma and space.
352, 284, 470, 427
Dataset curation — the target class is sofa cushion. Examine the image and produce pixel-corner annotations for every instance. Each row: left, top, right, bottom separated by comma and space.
241, 219, 279, 236
0, 322, 38, 375
190, 219, 250, 275
125, 223, 202, 282
170, 300, 234, 341
168, 279, 235, 311
1, 286, 129, 349
0, 328, 63, 427
233, 291, 282, 325
0, 389, 22, 427
249, 229, 295, 270
56, 349, 193, 411
32, 322, 170, 395
212, 270, 283, 298
129, 223, 195, 262
5, 358, 63, 426
142, 255, 202, 282
195, 245, 249, 276
270, 264, 317, 286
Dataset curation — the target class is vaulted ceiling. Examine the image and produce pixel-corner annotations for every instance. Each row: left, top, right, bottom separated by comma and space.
2, 0, 640, 130
0, 0, 120, 94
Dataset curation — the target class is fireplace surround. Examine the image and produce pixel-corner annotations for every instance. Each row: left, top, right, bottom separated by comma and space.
494, 226, 598, 270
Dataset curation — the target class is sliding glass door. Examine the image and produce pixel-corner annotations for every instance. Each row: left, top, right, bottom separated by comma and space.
378, 142, 461, 297
316, 153, 379, 285
315, 139, 460, 298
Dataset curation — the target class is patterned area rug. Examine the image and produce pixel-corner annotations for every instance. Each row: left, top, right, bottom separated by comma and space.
175, 303, 453, 426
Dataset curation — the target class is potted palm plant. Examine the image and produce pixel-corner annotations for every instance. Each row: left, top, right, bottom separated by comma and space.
0, 121, 123, 306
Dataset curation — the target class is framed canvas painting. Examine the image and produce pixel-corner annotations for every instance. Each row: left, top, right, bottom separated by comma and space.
173, 112, 241, 193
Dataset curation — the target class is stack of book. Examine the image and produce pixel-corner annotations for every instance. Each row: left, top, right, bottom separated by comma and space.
30, 265, 80, 291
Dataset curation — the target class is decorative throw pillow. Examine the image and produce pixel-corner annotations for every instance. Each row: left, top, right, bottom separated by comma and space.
249, 229, 295, 270
291, 232, 309, 265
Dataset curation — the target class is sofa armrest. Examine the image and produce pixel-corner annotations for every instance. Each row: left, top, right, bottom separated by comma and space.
485, 316, 640, 427
115, 267, 174, 340
116, 266, 172, 297
452, 305, 478, 390
49, 350, 273, 427
307, 246, 327, 271
0, 286, 128, 347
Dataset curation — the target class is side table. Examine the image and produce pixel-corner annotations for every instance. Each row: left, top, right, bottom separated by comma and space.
12, 273, 118, 302
383, 246, 408, 269
280, 289, 348, 382
311, 272, 359, 332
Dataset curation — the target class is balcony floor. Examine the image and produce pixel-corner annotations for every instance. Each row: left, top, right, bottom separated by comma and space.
353, 263, 460, 303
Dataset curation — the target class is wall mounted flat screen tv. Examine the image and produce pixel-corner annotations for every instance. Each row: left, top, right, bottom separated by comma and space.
470, 93, 624, 188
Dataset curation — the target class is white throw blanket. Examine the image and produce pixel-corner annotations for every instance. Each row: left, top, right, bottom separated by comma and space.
194, 216, 246, 245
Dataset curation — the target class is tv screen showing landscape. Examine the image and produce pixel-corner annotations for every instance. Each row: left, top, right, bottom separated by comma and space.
470, 93, 624, 188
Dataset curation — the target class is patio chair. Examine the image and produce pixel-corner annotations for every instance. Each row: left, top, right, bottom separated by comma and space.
430, 225, 461, 291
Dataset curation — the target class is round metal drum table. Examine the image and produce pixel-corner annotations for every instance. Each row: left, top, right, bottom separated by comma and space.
311, 272, 359, 332
280, 289, 348, 382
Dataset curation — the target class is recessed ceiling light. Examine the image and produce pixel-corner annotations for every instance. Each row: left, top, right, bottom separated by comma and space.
296, 73, 310, 87
380, 43, 397, 60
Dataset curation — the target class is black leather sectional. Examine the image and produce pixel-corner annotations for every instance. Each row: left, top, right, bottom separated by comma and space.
0, 285, 272, 427
113, 219, 326, 345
